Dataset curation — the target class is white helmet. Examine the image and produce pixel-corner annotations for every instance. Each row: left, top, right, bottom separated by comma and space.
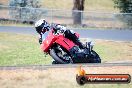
35, 19, 50, 34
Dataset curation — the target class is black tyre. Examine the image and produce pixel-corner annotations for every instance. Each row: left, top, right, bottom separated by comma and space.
89, 50, 101, 63
52, 61, 60, 64
50, 46, 73, 64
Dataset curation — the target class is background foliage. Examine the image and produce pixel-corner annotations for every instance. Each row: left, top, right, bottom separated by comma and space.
113, 0, 132, 26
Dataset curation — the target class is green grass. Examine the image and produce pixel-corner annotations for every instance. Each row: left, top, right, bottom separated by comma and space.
0, 33, 52, 66
0, 33, 132, 66
81, 39, 132, 62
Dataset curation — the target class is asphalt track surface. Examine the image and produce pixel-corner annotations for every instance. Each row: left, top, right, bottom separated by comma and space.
0, 26, 132, 41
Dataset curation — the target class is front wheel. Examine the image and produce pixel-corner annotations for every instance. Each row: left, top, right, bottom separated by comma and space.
89, 50, 101, 63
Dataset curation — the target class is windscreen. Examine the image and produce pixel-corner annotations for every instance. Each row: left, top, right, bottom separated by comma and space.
42, 31, 50, 41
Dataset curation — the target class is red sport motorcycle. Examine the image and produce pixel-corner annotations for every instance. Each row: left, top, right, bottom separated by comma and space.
41, 29, 101, 64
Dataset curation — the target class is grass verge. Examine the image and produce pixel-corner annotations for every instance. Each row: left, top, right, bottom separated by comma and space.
0, 32, 132, 66
0, 32, 52, 66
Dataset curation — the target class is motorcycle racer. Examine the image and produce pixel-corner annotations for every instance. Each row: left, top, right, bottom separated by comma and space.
34, 19, 85, 49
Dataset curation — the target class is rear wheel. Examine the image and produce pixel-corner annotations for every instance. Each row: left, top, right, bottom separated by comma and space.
52, 61, 60, 64
50, 45, 73, 64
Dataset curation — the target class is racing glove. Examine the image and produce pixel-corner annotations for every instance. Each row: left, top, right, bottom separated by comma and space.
39, 38, 42, 44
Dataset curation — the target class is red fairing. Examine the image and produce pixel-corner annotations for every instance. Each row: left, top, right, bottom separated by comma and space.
41, 30, 76, 53
41, 31, 57, 52
55, 35, 75, 50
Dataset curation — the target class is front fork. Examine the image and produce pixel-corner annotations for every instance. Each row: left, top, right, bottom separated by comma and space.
86, 41, 94, 54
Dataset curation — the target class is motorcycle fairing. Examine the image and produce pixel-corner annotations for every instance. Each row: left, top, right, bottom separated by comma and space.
41, 31, 57, 52
41, 30, 76, 52
55, 35, 76, 51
